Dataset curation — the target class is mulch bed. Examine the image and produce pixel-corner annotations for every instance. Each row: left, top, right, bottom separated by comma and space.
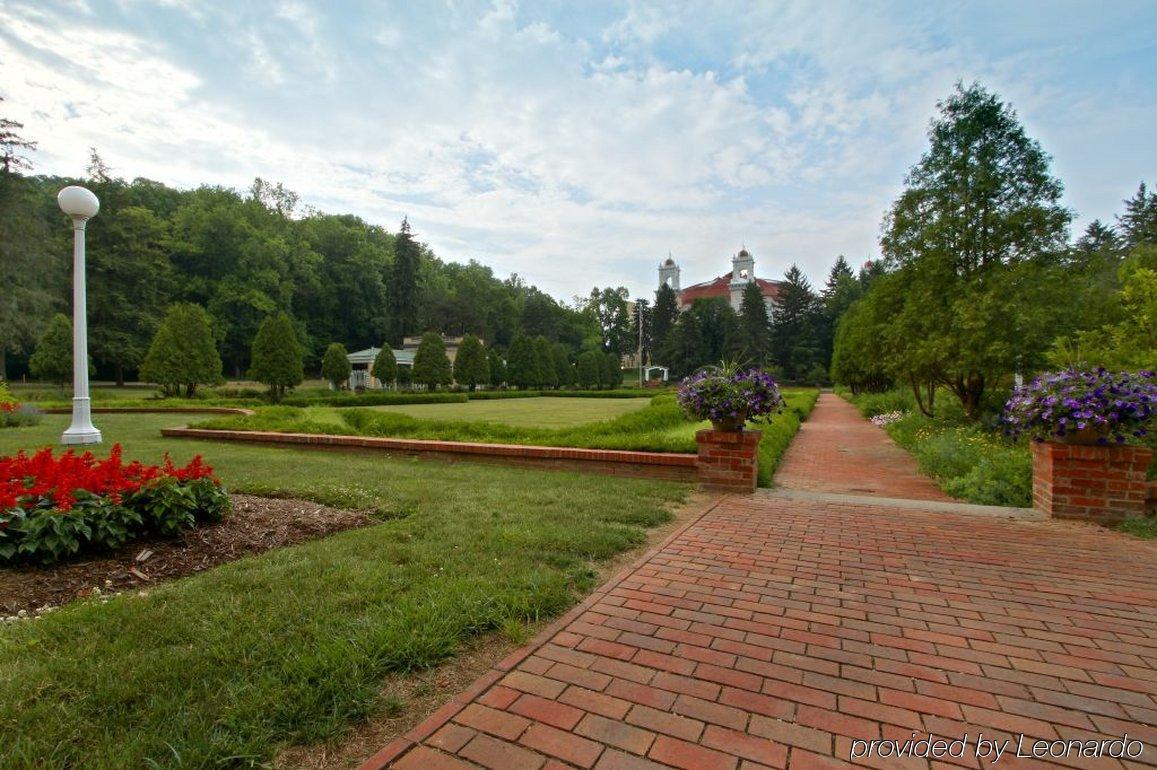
0, 494, 376, 615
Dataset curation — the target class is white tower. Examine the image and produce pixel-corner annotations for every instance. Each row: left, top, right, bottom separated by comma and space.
729, 247, 755, 311
658, 253, 680, 293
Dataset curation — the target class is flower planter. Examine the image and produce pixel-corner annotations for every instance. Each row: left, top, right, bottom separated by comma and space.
1031, 441, 1153, 523
696, 428, 761, 493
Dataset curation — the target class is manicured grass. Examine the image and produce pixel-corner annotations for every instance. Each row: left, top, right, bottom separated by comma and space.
361, 396, 653, 428
1118, 518, 1157, 539
192, 390, 822, 486
0, 414, 687, 768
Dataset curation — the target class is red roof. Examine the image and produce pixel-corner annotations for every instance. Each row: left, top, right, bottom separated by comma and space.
678, 274, 783, 307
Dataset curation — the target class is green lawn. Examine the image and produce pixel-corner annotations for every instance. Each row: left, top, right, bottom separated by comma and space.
358, 396, 653, 428
0, 414, 687, 768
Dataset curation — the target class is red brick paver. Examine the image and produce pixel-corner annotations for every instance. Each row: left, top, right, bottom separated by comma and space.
365, 395, 1157, 770
774, 393, 953, 501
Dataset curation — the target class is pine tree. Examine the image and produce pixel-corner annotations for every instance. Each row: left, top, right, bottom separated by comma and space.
139, 303, 222, 397
487, 347, 506, 387
576, 350, 601, 388
817, 256, 859, 369
412, 331, 452, 390
534, 336, 558, 388
0, 98, 37, 175
651, 283, 679, 359
249, 313, 304, 402
506, 334, 538, 389
29, 314, 75, 388
371, 345, 397, 387
737, 281, 772, 365
388, 217, 421, 345
771, 265, 821, 380
321, 342, 351, 389
1118, 183, 1157, 250
552, 343, 574, 388
453, 334, 489, 391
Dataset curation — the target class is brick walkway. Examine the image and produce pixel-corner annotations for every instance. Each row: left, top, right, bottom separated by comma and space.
363, 396, 1157, 770
774, 394, 953, 501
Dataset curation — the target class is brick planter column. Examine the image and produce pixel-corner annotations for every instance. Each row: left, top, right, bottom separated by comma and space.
1032, 441, 1153, 523
696, 428, 761, 493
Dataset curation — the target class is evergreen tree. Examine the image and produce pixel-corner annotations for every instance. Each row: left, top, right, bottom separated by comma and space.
321, 342, 351, 389
602, 351, 623, 389
576, 350, 601, 388
534, 336, 558, 388
0, 98, 37, 174
388, 217, 421, 345
505, 334, 538, 389
817, 256, 860, 368
371, 345, 397, 387
397, 362, 413, 388
249, 313, 303, 402
487, 347, 506, 387
1118, 182, 1157, 250
453, 334, 489, 391
552, 343, 574, 388
651, 283, 679, 360
737, 281, 772, 365
771, 265, 821, 380
412, 331, 452, 390
29, 313, 75, 388
139, 303, 223, 397
0, 169, 57, 381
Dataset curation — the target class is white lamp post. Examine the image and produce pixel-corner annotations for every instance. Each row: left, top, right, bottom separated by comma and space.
57, 185, 102, 446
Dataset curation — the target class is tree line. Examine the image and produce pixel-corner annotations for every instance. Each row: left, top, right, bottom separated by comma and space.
830, 82, 1156, 418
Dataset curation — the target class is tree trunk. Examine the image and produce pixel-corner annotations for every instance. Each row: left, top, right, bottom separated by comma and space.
910, 375, 934, 418
114, 362, 125, 387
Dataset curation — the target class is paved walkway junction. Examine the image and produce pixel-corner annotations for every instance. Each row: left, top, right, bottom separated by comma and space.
364, 394, 1157, 770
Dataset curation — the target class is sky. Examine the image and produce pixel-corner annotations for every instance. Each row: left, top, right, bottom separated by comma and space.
2, 0, 1155, 303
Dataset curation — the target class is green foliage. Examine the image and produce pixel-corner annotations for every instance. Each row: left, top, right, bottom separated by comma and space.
487, 347, 506, 387
371, 346, 397, 386
771, 264, 822, 380
659, 298, 740, 378
139, 303, 223, 397
505, 333, 538, 389
552, 343, 574, 388
389, 217, 421, 344
602, 351, 623, 389
28, 313, 75, 388
452, 334, 489, 390
587, 286, 632, 355
737, 280, 772, 365
576, 350, 601, 388
248, 313, 304, 402
534, 336, 558, 388
867, 82, 1071, 418
320, 342, 352, 389
411, 332, 452, 390
651, 283, 679, 358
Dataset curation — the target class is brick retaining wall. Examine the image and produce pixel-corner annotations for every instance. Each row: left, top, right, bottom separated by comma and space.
161, 427, 698, 482
1032, 441, 1153, 523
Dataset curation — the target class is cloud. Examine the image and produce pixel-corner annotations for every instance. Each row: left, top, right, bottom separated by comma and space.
2, 0, 1154, 300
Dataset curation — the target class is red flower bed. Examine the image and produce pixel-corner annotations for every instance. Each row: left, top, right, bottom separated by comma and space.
0, 445, 230, 564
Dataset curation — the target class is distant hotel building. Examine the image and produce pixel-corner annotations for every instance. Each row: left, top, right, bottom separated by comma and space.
658, 247, 783, 315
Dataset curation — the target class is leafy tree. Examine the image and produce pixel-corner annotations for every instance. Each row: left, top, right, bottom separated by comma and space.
878, 82, 1071, 417
737, 281, 772, 365
453, 334, 489, 391
321, 342, 351, 389
588, 286, 632, 354
388, 217, 421, 345
29, 314, 76, 388
651, 283, 679, 359
371, 345, 397, 387
0, 171, 57, 381
139, 303, 223, 397
1118, 183, 1157, 251
487, 347, 506, 387
602, 351, 623, 389
576, 350, 601, 389
397, 362, 413, 388
249, 313, 303, 402
412, 331, 452, 390
506, 334, 538, 389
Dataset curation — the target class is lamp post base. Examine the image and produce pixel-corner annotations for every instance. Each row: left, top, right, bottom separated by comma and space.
61, 397, 102, 445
